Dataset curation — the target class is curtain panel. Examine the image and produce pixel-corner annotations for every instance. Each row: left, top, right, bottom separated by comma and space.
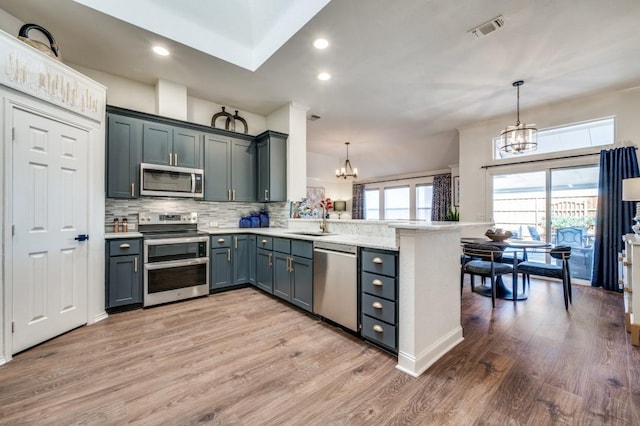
431, 173, 452, 221
352, 183, 365, 219
592, 147, 639, 291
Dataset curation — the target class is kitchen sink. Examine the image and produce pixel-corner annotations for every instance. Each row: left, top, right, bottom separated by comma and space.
288, 231, 334, 236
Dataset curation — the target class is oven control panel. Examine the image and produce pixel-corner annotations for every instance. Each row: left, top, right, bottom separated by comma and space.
138, 211, 198, 225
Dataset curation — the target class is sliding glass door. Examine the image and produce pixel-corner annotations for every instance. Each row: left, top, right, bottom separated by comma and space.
492, 165, 598, 283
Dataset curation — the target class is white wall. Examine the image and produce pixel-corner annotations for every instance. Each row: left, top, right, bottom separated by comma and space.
458, 87, 640, 222
267, 102, 308, 201
156, 79, 187, 120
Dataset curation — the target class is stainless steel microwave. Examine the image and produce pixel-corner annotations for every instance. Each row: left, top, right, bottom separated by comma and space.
140, 163, 204, 198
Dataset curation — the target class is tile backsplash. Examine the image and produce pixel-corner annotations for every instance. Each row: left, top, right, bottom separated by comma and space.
105, 198, 289, 231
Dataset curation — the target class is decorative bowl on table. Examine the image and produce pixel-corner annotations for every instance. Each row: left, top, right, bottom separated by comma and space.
485, 229, 512, 242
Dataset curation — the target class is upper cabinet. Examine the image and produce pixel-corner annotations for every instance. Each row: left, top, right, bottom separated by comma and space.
203, 133, 255, 202
142, 122, 202, 169
106, 113, 142, 198
105, 106, 288, 202
256, 131, 287, 202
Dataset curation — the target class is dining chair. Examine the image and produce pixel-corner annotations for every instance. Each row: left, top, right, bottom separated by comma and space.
460, 243, 517, 308
516, 246, 572, 310
528, 225, 541, 241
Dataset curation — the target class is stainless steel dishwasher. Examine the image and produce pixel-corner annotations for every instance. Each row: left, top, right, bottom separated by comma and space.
313, 241, 358, 332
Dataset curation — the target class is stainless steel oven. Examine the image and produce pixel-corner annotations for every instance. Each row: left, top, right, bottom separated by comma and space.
139, 212, 209, 307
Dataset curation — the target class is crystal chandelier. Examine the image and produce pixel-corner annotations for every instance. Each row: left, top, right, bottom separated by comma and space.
499, 80, 538, 154
336, 142, 358, 179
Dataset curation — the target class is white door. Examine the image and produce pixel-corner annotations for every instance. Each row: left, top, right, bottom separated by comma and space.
11, 107, 89, 353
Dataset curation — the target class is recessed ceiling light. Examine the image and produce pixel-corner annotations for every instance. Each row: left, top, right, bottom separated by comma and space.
313, 38, 329, 49
152, 46, 170, 56
317, 72, 331, 81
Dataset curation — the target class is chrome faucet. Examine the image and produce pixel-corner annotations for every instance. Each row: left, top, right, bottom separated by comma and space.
319, 206, 328, 233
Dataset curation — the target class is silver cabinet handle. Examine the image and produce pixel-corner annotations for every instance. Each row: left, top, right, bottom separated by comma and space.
261, 239, 268, 245
130, 183, 135, 197
234, 236, 238, 249
218, 238, 225, 243
174, 153, 178, 166
169, 152, 173, 166
372, 257, 383, 264
372, 279, 383, 286
228, 189, 232, 201
268, 252, 272, 267
372, 324, 384, 333
232, 189, 236, 201
119, 243, 131, 249
227, 248, 231, 262
372, 302, 383, 309
134, 256, 138, 273
264, 189, 269, 201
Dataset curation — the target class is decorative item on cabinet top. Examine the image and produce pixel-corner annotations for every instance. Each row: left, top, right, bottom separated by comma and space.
226, 110, 248, 134
17, 23, 60, 60
211, 106, 248, 134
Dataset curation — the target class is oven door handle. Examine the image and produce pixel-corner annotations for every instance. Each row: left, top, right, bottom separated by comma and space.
144, 257, 209, 270
144, 236, 210, 247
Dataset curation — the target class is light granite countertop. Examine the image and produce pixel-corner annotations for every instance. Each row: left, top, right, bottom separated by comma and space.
200, 227, 398, 251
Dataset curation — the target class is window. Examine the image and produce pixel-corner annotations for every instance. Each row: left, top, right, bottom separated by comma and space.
363, 177, 435, 220
365, 189, 380, 220
384, 186, 410, 219
494, 117, 614, 160
416, 184, 433, 220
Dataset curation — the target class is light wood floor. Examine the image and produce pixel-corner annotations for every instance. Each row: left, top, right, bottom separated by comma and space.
1, 280, 638, 425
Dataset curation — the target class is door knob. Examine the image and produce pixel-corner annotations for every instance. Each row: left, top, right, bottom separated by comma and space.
74, 234, 89, 242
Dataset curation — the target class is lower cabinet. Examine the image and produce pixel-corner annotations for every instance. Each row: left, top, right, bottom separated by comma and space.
360, 248, 399, 353
106, 239, 142, 309
210, 235, 232, 290
272, 238, 313, 312
210, 234, 253, 290
248, 235, 256, 285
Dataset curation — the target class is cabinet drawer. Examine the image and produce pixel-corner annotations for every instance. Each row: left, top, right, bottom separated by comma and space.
362, 250, 396, 276
257, 236, 273, 250
362, 315, 397, 350
362, 271, 396, 300
273, 237, 290, 254
108, 239, 140, 255
362, 293, 396, 325
291, 240, 313, 259
211, 235, 231, 248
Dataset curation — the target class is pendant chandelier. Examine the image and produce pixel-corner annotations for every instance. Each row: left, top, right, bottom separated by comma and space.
336, 142, 358, 179
499, 80, 537, 154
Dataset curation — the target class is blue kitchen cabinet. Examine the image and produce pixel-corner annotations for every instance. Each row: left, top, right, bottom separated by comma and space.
360, 248, 399, 353
106, 113, 142, 198
255, 130, 287, 202
255, 236, 274, 293
142, 121, 202, 168
210, 235, 232, 290
106, 239, 142, 309
272, 238, 313, 312
210, 247, 232, 290
203, 134, 255, 202
233, 234, 250, 285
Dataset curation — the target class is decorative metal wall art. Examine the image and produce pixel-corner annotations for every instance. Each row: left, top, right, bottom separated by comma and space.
210, 106, 249, 134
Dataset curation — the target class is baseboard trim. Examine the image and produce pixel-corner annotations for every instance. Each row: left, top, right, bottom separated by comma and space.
396, 326, 464, 377
93, 311, 108, 324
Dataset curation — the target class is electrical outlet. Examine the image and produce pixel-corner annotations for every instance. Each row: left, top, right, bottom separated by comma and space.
128, 223, 136, 230
209, 221, 218, 228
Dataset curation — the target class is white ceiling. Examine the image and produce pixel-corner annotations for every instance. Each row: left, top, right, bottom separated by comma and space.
2, 0, 640, 180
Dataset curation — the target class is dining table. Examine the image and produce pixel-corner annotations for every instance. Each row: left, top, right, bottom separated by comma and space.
461, 237, 552, 301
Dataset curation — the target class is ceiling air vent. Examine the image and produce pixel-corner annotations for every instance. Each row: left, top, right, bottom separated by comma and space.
469, 15, 504, 38
308, 114, 321, 121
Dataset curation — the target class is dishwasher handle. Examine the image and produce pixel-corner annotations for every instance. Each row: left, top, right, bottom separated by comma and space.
313, 247, 357, 258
